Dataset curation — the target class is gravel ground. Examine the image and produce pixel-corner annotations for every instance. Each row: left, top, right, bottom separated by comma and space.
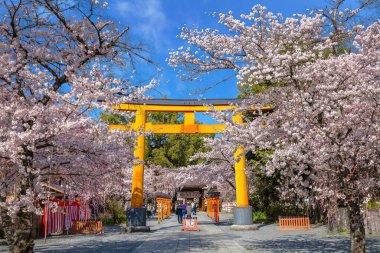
0, 213, 379, 253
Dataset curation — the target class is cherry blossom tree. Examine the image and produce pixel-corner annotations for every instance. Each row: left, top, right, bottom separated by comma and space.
0, 0, 153, 252
234, 23, 379, 253
169, 3, 379, 252
144, 136, 252, 201
144, 164, 178, 196
187, 137, 243, 200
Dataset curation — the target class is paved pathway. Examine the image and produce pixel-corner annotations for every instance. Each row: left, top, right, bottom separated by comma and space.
134, 213, 246, 253
1, 212, 379, 252
217, 215, 380, 253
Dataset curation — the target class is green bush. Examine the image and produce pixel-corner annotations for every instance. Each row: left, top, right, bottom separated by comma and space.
266, 203, 284, 219
101, 216, 126, 225
253, 211, 267, 223
114, 216, 126, 225
101, 200, 127, 225
101, 217, 113, 225
367, 201, 380, 209
337, 228, 349, 234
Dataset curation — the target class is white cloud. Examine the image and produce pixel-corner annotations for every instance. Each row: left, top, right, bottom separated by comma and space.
115, 0, 167, 49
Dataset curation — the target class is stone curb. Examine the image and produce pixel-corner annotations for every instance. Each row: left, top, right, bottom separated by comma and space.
230, 224, 259, 231
120, 226, 151, 233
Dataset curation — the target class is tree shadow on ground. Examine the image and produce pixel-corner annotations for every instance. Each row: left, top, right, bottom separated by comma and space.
103, 225, 124, 233
240, 234, 380, 253
35, 236, 146, 253
151, 224, 182, 232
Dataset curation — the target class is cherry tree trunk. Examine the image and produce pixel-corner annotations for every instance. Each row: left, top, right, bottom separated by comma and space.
3, 210, 34, 253
348, 202, 366, 253
1, 176, 35, 253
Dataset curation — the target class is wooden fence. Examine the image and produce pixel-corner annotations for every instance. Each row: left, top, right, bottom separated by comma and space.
70, 220, 103, 234
157, 197, 172, 223
40, 200, 90, 237
279, 217, 311, 231
206, 197, 219, 223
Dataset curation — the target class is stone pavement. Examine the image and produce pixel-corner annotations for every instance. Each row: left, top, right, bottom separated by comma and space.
0, 212, 379, 252
217, 215, 380, 253
0, 213, 246, 253
133, 212, 246, 253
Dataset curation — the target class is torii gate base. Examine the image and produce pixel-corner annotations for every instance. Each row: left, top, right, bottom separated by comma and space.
111, 99, 270, 231
231, 206, 258, 231
126, 207, 149, 229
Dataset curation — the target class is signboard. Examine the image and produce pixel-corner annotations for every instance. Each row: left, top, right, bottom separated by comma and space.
182, 218, 199, 231
221, 202, 236, 213
185, 219, 195, 228
178, 191, 201, 199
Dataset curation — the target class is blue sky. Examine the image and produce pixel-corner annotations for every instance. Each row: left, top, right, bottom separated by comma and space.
104, 1, 335, 99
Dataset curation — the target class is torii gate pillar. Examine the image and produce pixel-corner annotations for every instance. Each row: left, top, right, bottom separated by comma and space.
127, 109, 149, 228
131, 109, 146, 208
231, 113, 255, 229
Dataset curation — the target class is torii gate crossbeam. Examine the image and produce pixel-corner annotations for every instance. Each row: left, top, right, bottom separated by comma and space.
110, 99, 270, 228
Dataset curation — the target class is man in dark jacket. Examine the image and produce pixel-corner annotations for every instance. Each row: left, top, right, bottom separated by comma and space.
176, 203, 183, 224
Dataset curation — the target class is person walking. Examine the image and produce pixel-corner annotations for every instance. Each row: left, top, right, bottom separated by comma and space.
192, 201, 197, 215
186, 203, 192, 219
176, 203, 183, 224
181, 201, 187, 219
146, 203, 152, 219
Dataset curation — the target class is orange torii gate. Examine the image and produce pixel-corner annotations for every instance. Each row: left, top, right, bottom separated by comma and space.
110, 99, 270, 229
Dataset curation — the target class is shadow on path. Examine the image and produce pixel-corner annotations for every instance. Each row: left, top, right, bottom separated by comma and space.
238, 233, 380, 253
36, 238, 145, 253
1, 212, 379, 253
